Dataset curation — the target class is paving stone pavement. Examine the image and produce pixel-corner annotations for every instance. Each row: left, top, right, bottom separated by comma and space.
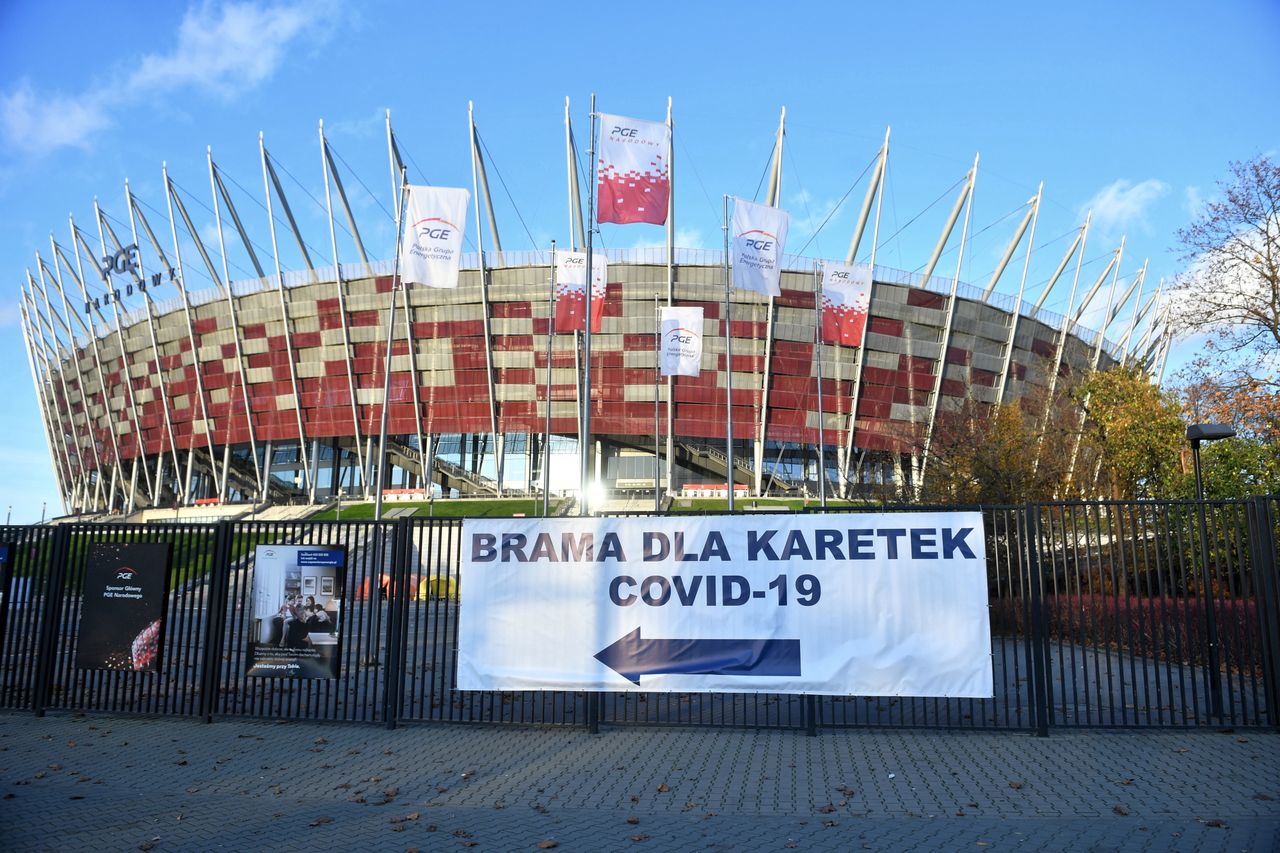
0, 712, 1277, 852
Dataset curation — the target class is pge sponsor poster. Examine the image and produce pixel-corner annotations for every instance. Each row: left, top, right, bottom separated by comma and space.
75, 542, 172, 671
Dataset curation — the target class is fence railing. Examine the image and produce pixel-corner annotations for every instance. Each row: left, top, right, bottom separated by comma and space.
1, 497, 1276, 733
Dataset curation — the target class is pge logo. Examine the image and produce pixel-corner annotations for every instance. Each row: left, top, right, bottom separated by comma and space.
830, 270, 850, 281
611, 126, 639, 138
665, 327, 701, 347
99, 243, 140, 282
738, 229, 776, 252
564, 256, 585, 267
412, 217, 458, 243
115, 568, 136, 580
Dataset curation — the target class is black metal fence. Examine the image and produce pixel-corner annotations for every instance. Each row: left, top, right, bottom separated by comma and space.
1, 497, 1276, 734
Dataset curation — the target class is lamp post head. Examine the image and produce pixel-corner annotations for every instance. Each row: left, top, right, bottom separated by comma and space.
1186, 423, 1236, 445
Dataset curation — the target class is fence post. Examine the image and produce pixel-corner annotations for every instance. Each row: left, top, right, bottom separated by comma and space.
1195, 497, 1225, 720
198, 520, 235, 724
1247, 497, 1280, 730
32, 523, 72, 718
588, 692, 600, 734
381, 517, 412, 730
1024, 503, 1050, 737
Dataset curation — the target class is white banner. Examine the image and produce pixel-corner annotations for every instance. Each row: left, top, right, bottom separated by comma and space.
731, 198, 790, 297
659, 306, 703, 376
399, 185, 469, 288
597, 113, 671, 225
458, 512, 993, 696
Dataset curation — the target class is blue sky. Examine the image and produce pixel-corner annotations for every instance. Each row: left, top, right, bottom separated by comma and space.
1, 0, 1277, 521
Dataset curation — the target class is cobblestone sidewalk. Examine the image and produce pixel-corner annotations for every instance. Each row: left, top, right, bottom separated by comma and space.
1, 713, 1276, 851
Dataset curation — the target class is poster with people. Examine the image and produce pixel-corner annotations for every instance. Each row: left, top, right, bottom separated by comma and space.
247, 545, 346, 679
75, 542, 172, 671
0, 541, 16, 656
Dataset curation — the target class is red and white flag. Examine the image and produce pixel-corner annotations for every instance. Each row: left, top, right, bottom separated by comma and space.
731, 198, 789, 297
597, 113, 670, 226
820, 262, 872, 346
400, 186, 469, 288
659, 306, 703, 376
554, 251, 608, 333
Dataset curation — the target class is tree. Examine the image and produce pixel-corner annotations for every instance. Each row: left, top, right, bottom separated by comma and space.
1073, 366, 1187, 500
1178, 373, 1280, 497
915, 386, 1078, 505
1172, 155, 1280, 392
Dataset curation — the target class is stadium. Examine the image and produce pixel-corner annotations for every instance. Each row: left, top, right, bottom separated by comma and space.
18, 112, 1159, 516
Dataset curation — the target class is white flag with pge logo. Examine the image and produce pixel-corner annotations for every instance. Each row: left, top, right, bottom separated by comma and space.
400, 186, 469, 288
659, 306, 703, 376
731, 198, 790, 297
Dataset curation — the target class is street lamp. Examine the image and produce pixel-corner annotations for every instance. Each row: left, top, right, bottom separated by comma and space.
1185, 421, 1235, 720
1186, 423, 1236, 501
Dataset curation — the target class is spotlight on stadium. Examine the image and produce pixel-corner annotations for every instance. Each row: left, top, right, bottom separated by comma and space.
587, 480, 607, 514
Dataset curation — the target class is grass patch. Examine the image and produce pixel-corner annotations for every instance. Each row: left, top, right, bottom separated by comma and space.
309, 497, 562, 520
8, 528, 270, 593
670, 497, 873, 513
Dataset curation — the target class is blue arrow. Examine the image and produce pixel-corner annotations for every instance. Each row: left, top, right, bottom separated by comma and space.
594, 627, 801, 684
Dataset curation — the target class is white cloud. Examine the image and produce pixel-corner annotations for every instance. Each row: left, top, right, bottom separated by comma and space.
1183, 185, 1204, 218
1, 1, 334, 156
0, 84, 111, 153
127, 2, 316, 98
1078, 178, 1169, 239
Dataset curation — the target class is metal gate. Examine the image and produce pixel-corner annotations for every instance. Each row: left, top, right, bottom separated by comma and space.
1, 497, 1276, 733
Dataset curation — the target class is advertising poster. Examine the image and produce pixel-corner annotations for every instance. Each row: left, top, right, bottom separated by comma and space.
0, 541, 15, 655
458, 513, 992, 697
0, 541, 12, 603
75, 542, 173, 671
247, 545, 346, 679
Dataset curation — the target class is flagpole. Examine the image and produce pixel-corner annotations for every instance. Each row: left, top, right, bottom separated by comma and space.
723, 195, 734, 512
374, 170, 408, 521
654, 294, 661, 512
664, 96, 675, 505
565, 98, 585, 252
543, 241, 556, 517
580, 94, 596, 517
843, 126, 890, 497
814, 269, 827, 508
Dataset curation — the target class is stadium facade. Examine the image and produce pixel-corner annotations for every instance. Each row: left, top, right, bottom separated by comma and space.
18, 112, 1160, 515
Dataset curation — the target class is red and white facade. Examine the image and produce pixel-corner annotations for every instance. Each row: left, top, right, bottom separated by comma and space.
22, 242, 1119, 513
